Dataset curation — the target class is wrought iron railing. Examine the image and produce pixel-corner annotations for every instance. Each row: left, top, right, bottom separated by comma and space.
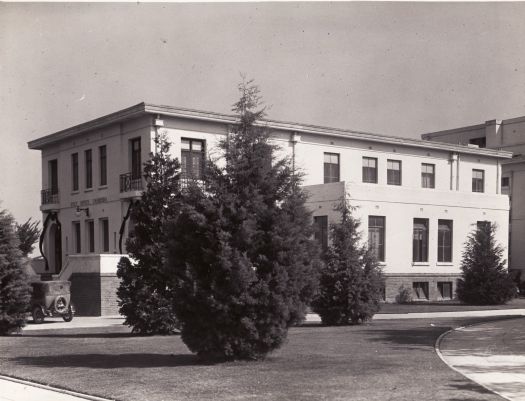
120, 172, 143, 193
41, 189, 59, 205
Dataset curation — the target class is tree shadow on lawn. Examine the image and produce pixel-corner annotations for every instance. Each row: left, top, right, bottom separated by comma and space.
19, 332, 178, 339
12, 352, 216, 369
360, 325, 449, 348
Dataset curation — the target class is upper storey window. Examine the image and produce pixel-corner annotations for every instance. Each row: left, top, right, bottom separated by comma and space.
472, 169, 485, 193
48, 159, 58, 194
421, 163, 435, 189
387, 159, 401, 186
362, 157, 378, 183
323, 153, 340, 184
181, 138, 205, 180
469, 137, 486, 148
99, 145, 107, 186
72, 153, 79, 191
131, 138, 142, 180
85, 150, 92, 189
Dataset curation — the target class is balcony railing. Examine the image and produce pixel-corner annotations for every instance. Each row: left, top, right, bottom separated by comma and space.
41, 189, 59, 205
120, 172, 143, 193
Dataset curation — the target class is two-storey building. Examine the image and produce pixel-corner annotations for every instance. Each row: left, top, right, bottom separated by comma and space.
28, 103, 512, 314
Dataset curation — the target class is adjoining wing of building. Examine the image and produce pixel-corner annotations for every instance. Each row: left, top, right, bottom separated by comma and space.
422, 117, 525, 283
28, 103, 512, 315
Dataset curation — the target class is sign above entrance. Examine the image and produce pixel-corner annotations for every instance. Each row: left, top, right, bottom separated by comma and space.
70, 197, 107, 208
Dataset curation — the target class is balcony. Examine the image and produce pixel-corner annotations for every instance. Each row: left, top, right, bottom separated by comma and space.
40, 189, 59, 211
119, 172, 143, 199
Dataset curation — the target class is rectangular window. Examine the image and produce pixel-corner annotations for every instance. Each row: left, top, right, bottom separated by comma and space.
87, 220, 95, 253
477, 220, 491, 231
472, 169, 485, 193
323, 153, 340, 183
73, 221, 81, 254
100, 219, 109, 253
413, 282, 429, 300
314, 216, 328, 252
368, 216, 385, 262
387, 159, 401, 185
99, 145, 107, 186
413, 218, 429, 262
181, 138, 205, 180
131, 138, 142, 180
501, 176, 510, 194
49, 159, 58, 194
438, 282, 453, 300
421, 163, 435, 188
469, 137, 486, 148
85, 149, 92, 189
438, 220, 453, 263
362, 157, 378, 183
72, 153, 79, 191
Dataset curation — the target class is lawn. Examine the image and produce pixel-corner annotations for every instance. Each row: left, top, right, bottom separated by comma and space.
379, 296, 525, 314
0, 316, 514, 401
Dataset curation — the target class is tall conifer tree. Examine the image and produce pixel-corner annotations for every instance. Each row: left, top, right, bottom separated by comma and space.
457, 223, 515, 305
312, 201, 384, 325
165, 79, 320, 360
117, 133, 181, 334
0, 208, 31, 335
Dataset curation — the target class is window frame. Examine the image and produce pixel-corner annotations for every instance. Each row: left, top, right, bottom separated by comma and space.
413, 282, 429, 300
85, 149, 93, 189
387, 159, 402, 186
181, 138, 206, 181
100, 218, 109, 253
362, 157, 378, 184
472, 169, 485, 193
413, 218, 429, 263
86, 220, 95, 253
73, 221, 81, 254
130, 138, 142, 180
368, 215, 385, 262
72, 153, 79, 192
323, 152, 340, 184
99, 145, 107, 187
437, 219, 453, 263
314, 215, 329, 252
437, 282, 453, 300
421, 163, 435, 189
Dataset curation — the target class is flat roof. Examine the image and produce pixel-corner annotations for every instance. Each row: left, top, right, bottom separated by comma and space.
28, 102, 513, 159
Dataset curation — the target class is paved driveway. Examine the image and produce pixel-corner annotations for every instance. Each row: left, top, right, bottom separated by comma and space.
438, 317, 525, 401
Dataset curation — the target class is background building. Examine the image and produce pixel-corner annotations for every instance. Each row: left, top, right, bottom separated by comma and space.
422, 117, 525, 279
28, 103, 512, 314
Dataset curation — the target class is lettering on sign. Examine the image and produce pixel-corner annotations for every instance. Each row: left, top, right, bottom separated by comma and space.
70, 197, 108, 208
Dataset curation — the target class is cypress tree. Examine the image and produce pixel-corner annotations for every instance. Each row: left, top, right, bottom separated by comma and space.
116, 132, 181, 334
0, 208, 31, 335
164, 79, 320, 360
457, 223, 516, 305
312, 201, 384, 325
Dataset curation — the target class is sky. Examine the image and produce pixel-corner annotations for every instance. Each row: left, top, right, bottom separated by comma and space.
1, 2, 525, 227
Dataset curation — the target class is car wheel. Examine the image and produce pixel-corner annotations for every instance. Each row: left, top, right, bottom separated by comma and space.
32, 306, 45, 324
62, 306, 73, 322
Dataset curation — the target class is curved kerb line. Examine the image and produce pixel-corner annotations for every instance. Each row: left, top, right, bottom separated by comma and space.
434, 318, 522, 401
0, 374, 115, 401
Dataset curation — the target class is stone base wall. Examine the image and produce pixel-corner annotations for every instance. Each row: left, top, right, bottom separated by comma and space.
384, 273, 461, 302
70, 273, 120, 316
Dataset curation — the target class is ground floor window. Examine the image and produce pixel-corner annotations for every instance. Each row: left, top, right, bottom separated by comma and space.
100, 218, 109, 253
413, 282, 429, 300
87, 220, 95, 253
73, 221, 81, 254
438, 282, 453, 300
314, 215, 328, 252
368, 216, 385, 262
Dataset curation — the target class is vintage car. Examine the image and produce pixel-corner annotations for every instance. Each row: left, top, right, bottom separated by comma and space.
29, 280, 74, 323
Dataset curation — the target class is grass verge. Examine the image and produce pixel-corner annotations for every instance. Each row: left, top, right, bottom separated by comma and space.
0, 316, 515, 401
